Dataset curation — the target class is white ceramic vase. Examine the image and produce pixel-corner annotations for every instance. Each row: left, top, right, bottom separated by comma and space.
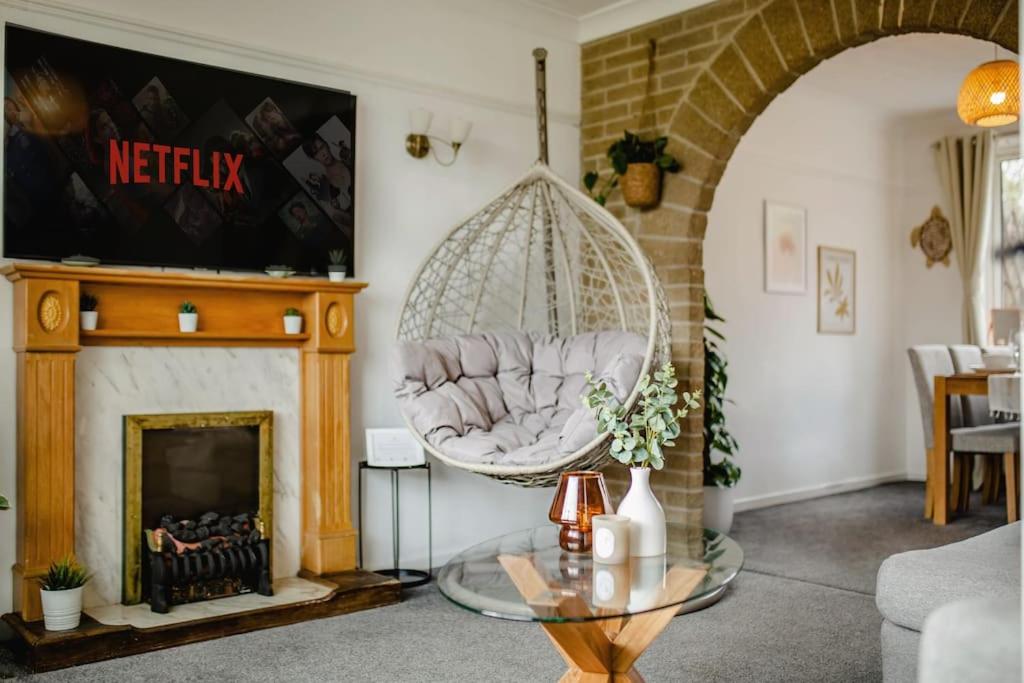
40, 586, 83, 631
178, 312, 198, 333
283, 315, 303, 334
702, 485, 736, 533
616, 467, 666, 557
79, 311, 98, 331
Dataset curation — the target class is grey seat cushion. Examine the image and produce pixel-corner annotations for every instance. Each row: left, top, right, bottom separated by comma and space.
918, 596, 1022, 683
392, 330, 645, 467
875, 522, 1020, 633
950, 422, 1020, 453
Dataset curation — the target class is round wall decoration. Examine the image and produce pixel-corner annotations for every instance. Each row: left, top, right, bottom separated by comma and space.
910, 206, 952, 268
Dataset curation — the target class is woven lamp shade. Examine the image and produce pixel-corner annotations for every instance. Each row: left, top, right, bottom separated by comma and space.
957, 59, 1021, 128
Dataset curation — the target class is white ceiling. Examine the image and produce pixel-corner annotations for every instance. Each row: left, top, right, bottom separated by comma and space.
521, 0, 623, 18
798, 33, 1007, 117
515, 0, 715, 41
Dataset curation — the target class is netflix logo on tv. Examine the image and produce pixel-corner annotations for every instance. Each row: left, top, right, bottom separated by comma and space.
3, 24, 356, 275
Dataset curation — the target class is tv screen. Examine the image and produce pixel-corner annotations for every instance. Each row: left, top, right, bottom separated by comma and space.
3, 25, 356, 275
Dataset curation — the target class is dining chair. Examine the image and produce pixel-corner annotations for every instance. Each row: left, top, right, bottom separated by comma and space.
949, 345, 998, 510
909, 345, 963, 518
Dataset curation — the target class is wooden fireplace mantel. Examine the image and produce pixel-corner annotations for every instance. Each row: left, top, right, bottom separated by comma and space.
3, 262, 367, 621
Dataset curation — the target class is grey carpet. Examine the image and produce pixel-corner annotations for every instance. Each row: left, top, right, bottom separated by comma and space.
0, 481, 1009, 681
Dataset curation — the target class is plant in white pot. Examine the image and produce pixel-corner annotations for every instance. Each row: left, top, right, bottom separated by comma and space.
40, 555, 90, 631
283, 307, 303, 334
178, 301, 198, 333
703, 294, 741, 533
79, 293, 99, 331
584, 362, 700, 556
327, 249, 347, 282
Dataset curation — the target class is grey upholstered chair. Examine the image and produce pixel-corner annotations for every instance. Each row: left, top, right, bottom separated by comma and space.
949, 345, 996, 509
908, 345, 1021, 522
948, 345, 992, 427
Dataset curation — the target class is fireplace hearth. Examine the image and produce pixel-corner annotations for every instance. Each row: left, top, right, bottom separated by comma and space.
124, 410, 274, 610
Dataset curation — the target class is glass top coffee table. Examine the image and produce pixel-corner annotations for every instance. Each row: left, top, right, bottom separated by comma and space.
438, 523, 742, 682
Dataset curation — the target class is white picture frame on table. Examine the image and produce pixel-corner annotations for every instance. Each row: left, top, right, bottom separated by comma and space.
365, 428, 425, 467
764, 201, 807, 294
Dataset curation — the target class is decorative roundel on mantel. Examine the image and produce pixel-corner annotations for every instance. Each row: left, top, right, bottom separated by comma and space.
910, 206, 952, 268
37, 291, 65, 332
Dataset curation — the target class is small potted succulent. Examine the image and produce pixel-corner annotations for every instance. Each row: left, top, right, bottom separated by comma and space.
584, 362, 700, 556
178, 301, 198, 333
40, 555, 90, 631
583, 130, 681, 209
79, 293, 99, 331
327, 249, 347, 282
283, 307, 303, 335
0, 493, 8, 510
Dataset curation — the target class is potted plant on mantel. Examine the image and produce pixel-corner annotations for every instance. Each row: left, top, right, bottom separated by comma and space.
583, 130, 681, 209
584, 362, 700, 556
703, 293, 741, 533
327, 249, 347, 282
178, 301, 198, 333
40, 555, 90, 632
79, 293, 99, 331
283, 307, 303, 335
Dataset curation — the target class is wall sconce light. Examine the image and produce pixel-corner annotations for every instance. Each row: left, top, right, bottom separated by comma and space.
405, 108, 472, 166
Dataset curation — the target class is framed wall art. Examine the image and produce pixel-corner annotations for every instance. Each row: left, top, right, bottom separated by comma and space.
817, 246, 856, 334
764, 201, 807, 294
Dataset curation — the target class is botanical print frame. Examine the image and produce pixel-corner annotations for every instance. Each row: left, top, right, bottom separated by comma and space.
817, 246, 856, 334
764, 201, 807, 294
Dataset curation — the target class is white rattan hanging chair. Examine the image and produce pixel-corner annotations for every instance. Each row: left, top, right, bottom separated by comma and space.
394, 49, 670, 487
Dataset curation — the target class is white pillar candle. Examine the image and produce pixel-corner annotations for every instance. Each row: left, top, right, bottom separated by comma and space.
592, 514, 630, 564
592, 561, 630, 609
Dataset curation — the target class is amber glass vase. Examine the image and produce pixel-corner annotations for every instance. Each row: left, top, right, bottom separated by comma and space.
548, 471, 612, 552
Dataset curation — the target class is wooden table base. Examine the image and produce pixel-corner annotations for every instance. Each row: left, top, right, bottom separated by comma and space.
499, 555, 707, 682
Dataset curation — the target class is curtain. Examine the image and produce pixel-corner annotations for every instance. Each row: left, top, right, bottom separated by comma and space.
934, 131, 995, 344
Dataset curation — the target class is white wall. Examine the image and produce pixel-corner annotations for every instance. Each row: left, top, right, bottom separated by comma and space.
0, 0, 581, 615
705, 82, 907, 509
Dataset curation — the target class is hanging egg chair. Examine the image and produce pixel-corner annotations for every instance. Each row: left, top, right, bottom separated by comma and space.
392, 49, 670, 487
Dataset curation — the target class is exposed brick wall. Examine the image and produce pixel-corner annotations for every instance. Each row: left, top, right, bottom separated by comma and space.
580, 0, 1018, 526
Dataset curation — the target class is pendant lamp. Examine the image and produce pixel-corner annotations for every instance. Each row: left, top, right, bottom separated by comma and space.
957, 58, 1020, 128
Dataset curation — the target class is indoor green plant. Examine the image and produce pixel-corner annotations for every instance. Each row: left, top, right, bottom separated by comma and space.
283, 306, 303, 335
178, 300, 198, 333
584, 362, 700, 555
702, 293, 741, 532
79, 293, 99, 331
327, 249, 347, 282
40, 555, 90, 631
583, 131, 681, 208
0, 493, 8, 510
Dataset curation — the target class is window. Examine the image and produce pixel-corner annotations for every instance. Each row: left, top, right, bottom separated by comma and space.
985, 133, 1022, 344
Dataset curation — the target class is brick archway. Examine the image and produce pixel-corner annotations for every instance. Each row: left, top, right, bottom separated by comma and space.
580, 0, 1018, 524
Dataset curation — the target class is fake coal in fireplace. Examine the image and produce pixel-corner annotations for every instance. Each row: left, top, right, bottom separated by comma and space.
123, 411, 274, 613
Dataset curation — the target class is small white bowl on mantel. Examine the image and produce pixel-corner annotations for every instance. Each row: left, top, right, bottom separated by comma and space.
283, 309, 303, 335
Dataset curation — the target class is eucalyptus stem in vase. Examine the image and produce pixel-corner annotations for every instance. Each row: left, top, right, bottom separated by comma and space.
584, 362, 700, 556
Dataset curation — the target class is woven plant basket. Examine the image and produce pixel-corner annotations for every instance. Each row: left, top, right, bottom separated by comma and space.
621, 163, 661, 208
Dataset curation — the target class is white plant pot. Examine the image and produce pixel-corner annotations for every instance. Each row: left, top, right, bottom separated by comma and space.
178, 312, 198, 333
328, 269, 347, 282
616, 467, 666, 557
703, 485, 736, 533
283, 315, 303, 334
80, 311, 98, 331
40, 586, 83, 631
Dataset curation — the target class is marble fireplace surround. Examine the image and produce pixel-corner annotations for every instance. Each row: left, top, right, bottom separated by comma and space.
3, 263, 366, 622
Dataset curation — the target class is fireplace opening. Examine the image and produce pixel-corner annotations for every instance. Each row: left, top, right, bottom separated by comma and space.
123, 411, 274, 612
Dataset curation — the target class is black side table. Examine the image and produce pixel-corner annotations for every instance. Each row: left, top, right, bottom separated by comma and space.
357, 461, 432, 588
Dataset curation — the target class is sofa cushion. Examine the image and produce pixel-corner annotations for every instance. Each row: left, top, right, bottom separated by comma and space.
392, 330, 646, 467
918, 596, 1022, 683
875, 522, 1021, 632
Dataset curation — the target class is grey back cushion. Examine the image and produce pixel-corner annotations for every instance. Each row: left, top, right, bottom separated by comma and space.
392, 330, 646, 467
949, 344, 992, 427
908, 345, 962, 449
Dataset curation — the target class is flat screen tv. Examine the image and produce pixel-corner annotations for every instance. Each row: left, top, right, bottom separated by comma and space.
3, 25, 356, 275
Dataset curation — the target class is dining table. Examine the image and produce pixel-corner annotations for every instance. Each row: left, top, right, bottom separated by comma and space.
930, 369, 1020, 525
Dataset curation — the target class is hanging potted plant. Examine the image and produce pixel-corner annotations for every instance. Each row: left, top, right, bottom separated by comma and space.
327, 249, 347, 283
40, 555, 90, 631
178, 301, 198, 333
584, 362, 700, 556
283, 307, 303, 335
703, 293, 741, 532
79, 293, 99, 331
583, 131, 681, 209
